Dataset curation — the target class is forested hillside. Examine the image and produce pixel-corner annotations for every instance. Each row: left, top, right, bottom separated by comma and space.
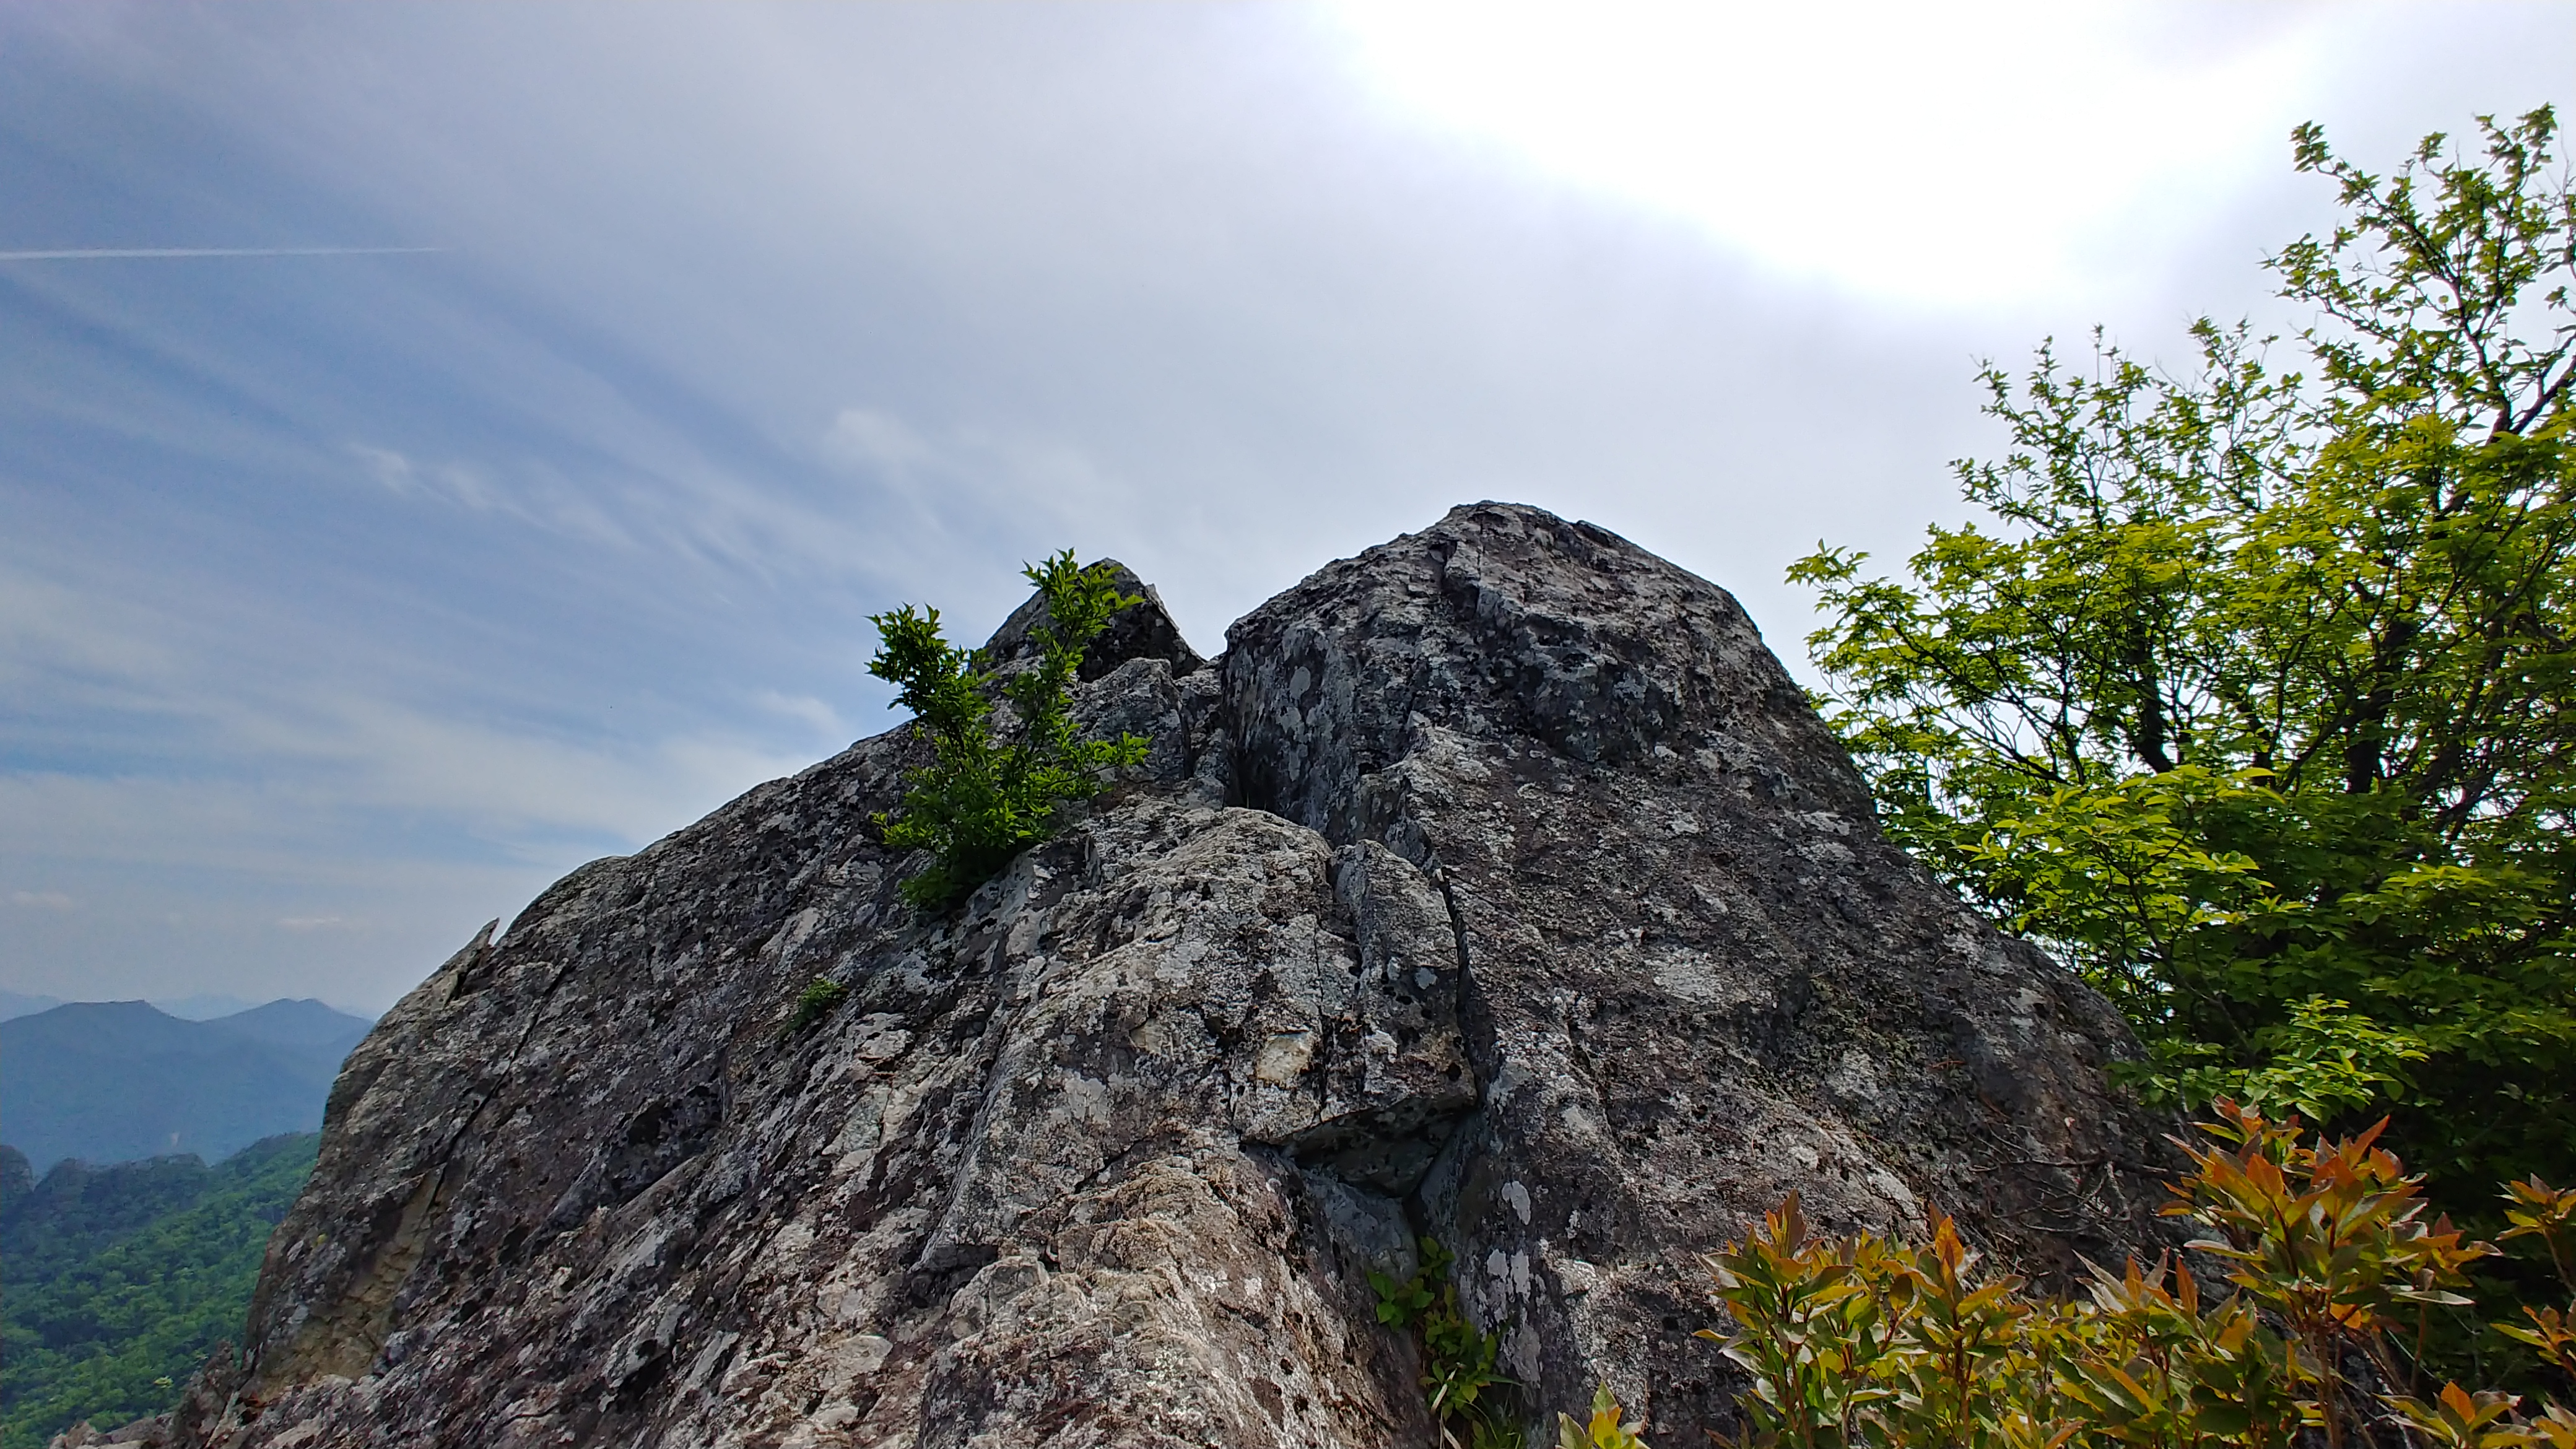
0, 1136, 317, 1449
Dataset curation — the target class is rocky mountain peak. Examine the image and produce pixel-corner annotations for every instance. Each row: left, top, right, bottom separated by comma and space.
133, 503, 2172, 1449
980, 560, 1207, 682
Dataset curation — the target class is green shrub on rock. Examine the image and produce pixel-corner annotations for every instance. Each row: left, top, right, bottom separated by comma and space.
866, 550, 1150, 911
1372, 1236, 1525, 1449
782, 977, 847, 1035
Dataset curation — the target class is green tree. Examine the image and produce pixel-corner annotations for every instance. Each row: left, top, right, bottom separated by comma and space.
867, 550, 1149, 910
1791, 110, 2576, 1211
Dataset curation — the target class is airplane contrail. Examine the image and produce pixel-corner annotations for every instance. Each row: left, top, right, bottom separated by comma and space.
0, 246, 446, 261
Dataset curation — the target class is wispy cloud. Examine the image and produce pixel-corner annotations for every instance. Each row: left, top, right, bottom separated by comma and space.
3, 1, 2564, 1017
753, 690, 846, 739
10, 890, 76, 911
822, 408, 936, 477
349, 443, 636, 548
816, 405, 1129, 577
0, 246, 443, 261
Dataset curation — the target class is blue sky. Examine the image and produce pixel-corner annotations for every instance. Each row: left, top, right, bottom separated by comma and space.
4, 2, 2571, 1012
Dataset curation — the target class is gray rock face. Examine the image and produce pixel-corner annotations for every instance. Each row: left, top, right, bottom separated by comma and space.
150, 503, 2170, 1449
1224, 505, 2173, 1431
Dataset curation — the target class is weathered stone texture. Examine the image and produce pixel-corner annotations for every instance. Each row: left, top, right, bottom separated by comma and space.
133, 503, 2170, 1449
1224, 504, 2172, 1432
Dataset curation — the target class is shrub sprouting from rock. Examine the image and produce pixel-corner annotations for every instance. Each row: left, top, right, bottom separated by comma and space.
866, 551, 1150, 910
782, 977, 846, 1035
1372, 1235, 1525, 1449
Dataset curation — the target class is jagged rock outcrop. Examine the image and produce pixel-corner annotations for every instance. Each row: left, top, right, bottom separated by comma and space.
138, 503, 2174, 1449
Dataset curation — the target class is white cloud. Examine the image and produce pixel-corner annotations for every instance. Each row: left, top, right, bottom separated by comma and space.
182, 695, 817, 851
1328, 1, 2329, 313
11, 890, 75, 910
753, 690, 846, 739
0, 565, 182, 686
0, 694, 815, 899
822, 407, 936, 477
353, 442, 418, 494
349, 442, 638, 549
0, 246, 442, 261
3, 0, 2565, 1014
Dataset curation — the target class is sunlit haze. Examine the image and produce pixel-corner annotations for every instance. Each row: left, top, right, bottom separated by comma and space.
1333, 2, 2339, 310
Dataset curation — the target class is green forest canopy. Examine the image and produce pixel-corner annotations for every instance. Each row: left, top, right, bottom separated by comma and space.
1793, 107, 2575, 1344
0, 1136, 318, 1449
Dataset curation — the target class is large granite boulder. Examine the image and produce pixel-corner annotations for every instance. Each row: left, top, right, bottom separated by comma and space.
144, 503, 2171, 1449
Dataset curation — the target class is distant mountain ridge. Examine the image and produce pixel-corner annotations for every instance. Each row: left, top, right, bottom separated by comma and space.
0, 1001, 373, 1173
0, 992, 63, 1023
147, 994, 263, 1022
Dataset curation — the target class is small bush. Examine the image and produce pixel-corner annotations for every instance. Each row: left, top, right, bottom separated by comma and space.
783, 977, 846, 1035
866, 551, 1150, 911
1700, 1101, 2576, 1449
1373, 1236, 1524, 1449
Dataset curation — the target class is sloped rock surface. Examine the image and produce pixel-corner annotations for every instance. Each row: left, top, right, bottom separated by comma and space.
155, 503, 2171, 1449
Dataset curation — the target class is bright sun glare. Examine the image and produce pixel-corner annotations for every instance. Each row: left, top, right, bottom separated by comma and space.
1326, 2, 2328, 311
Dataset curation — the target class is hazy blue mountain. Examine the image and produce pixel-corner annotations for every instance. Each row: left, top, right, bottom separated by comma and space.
0, 1001, 373, 1173
199, 999, 377, 1051
0, 993, 63, 1024
147, 993, 261, 1022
